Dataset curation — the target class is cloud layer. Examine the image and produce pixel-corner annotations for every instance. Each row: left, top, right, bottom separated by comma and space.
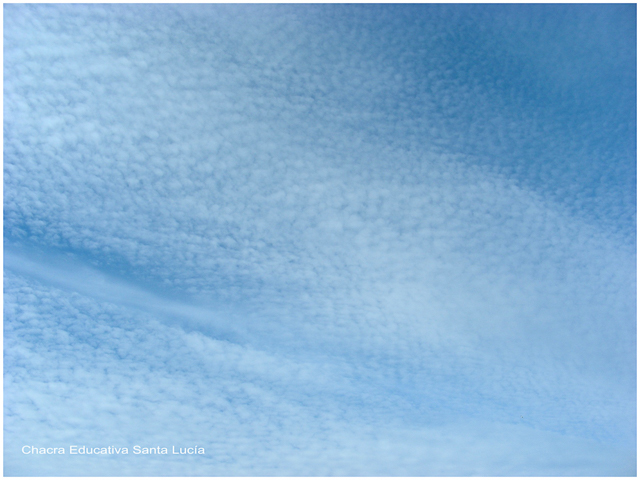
3, 4, 636, 476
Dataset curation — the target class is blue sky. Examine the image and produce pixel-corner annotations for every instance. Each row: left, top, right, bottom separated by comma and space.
3, 3, 636, 476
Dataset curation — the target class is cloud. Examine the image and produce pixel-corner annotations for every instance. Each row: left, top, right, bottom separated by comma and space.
3, 3, 636, 476
4, 270, 635, 476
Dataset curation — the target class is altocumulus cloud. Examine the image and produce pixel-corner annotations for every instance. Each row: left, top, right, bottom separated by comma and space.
3, 3, 636, 476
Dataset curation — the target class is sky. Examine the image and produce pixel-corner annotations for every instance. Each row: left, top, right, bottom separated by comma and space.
3, 3, 637, 476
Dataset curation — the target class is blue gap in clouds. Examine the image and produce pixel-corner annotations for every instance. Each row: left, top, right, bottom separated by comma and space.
302, 3, 636, 238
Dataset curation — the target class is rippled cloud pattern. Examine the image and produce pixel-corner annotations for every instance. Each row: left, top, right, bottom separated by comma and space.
4, 4, 636, 476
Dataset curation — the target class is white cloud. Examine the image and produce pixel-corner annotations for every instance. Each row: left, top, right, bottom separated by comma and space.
3, 4, 635, 475
4, 270, 636, 476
